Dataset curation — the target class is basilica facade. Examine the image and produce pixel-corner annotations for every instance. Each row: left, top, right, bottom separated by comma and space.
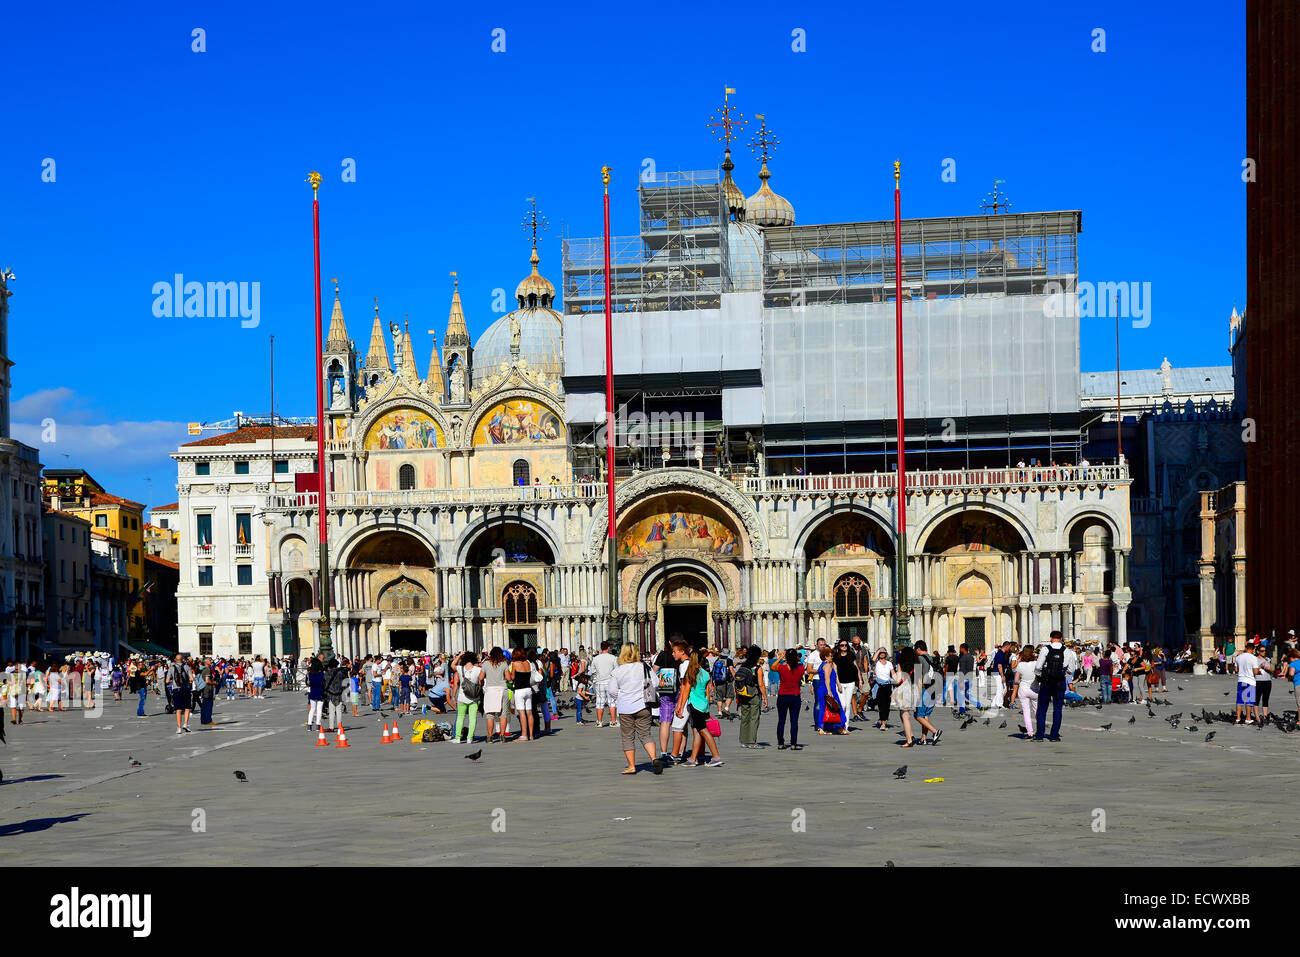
225, 248, 1135, 661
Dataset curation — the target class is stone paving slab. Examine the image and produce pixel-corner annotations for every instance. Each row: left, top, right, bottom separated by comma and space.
0, 674, 1295, 866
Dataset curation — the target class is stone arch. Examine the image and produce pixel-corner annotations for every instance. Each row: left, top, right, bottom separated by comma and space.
630, 552, 733, 612
276, 533, 310, 573
377, 576, 432, 612
1062, 508, 1125, 549
454, 514, 560, 567
585, 468, 768, 562
335, 521, 441, 570
794, 505, 897, 560
955, 571, 993, 601
915, 502, 1034, 554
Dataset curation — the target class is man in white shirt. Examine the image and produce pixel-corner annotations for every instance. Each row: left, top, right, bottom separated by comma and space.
1234, 646, 1261, 725
589, 641, 619, 728
558, 649, 572, 693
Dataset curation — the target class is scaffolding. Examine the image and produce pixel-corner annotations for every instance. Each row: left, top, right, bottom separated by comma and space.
562, 170, 731, 315
762, 210, 1080, 307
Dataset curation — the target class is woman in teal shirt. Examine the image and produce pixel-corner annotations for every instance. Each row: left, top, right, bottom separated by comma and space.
676, 651, 724, 767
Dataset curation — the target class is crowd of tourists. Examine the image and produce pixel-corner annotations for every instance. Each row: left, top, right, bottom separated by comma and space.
6, 630, 1298, 770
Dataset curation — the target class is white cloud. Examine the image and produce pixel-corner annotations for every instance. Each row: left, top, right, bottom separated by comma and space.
11, 387, 190, 500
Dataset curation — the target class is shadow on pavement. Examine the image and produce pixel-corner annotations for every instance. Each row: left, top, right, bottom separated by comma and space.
0, 813, 88, 836
1, 773, 65, 785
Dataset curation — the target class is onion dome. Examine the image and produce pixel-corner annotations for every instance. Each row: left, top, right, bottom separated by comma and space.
746, 158, 796, 227
514, 245, 556, 308
721, 148, 747, 221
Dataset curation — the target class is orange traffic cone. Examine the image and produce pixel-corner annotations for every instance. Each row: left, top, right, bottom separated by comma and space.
390, 720, 402, 741
315, 727, 329, 747
335, 724, 351, 748
381, 723, 391, 744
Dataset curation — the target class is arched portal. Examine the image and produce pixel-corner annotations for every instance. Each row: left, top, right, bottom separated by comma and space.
285, 578, 313, 658
659, 573, 711, 652
923, 509, 1027, 652
346, 529, 438, 654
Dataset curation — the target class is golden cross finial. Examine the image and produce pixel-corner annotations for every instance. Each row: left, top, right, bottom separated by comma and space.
373, 296, 379, 316
748, 114, 779, 164
449, 270, 458, 288
980, 178, 1012, 215
601, 166, 612, 191
331, 277, 339, 296
707, 86, 746, 149
307, 171, 322, 192
521, 198, 548, 249
894, 160, 901, 184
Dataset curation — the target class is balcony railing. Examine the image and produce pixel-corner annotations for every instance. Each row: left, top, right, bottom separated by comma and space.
266, 464, 1127, 512
195, 543, 215, 559
233, 542, 254, 558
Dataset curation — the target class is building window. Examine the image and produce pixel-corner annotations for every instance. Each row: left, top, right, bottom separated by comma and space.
60, 559, 66, 582
195, 462, 210, 476
132, 549, 139, 565
131, 517, 138, 530
235, 513, 252, 545
833, 574, 870, 618
196, 514, 212, 547
59, 525, 64, 541
274, 459, 289, 474
237, 565, 253, 586
160, 518, 169, 529
199, 632, 213, 655
238, 631, 253, 655
95, 514, 108, 528
235, 461, 250, 475
512, 459, 530, 487
198, 566, 213, 587
398, 464, 416, 490
503, 581, 539, 625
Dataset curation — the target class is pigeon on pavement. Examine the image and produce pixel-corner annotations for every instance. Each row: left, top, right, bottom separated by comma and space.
465, 749, 483, 762
892, 765, 907, 779
1100, 723, 1112, 731
1204, 731, 1216, 742
234, 770, 248, 782
1128, 716, 1136, 724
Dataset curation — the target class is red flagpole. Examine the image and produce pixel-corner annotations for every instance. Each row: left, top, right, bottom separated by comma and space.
308, 170, 332, 659
602, 166, 621, 647
893, 160, 911, 645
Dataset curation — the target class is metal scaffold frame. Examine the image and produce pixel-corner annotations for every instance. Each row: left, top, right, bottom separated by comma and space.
562, 171, 731, 315
761, 210, 1080, 307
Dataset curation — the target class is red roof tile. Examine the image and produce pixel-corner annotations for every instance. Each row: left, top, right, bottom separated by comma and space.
181, 425, 317, 447
145, 554, 180, 570
151, 502, 179, 512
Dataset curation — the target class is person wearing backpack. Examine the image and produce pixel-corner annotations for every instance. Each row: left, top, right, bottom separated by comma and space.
168, 653, 194, 736
653, 641, 681, 759
452, 651, 484, 744
1032, 630, 1074, 741
710, 650, 735, 720
735, 646, 769, 748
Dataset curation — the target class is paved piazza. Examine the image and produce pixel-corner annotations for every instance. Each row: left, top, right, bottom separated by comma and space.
1, 673, 1293, 867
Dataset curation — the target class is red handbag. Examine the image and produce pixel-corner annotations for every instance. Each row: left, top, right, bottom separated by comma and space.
822, 703, 842, 726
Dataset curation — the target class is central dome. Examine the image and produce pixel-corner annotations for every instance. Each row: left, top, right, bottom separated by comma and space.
473, 244, 564, 388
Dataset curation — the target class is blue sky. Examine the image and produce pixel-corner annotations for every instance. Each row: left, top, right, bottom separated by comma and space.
1, 0, 1244, 509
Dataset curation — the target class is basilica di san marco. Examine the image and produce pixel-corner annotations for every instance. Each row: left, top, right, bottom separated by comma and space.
174, 128, 1132, 662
